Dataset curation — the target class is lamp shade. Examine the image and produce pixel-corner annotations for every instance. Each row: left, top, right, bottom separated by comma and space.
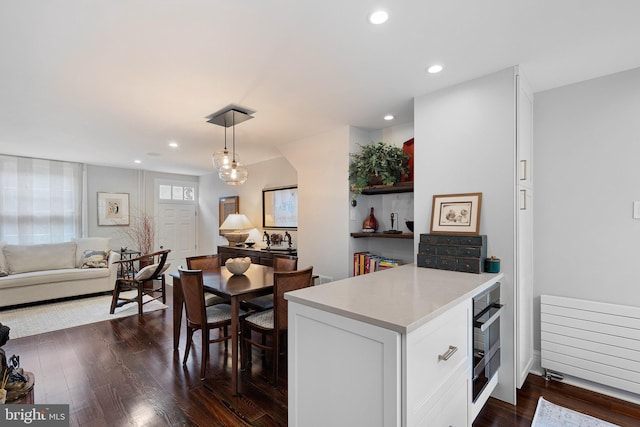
220, 214, 254, 246
220, 214, 254, 231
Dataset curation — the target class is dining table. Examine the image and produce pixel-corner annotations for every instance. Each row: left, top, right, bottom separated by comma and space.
171, 263, 274, 396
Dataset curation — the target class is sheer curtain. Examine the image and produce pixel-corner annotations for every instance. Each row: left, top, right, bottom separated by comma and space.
0, 155, 83, 244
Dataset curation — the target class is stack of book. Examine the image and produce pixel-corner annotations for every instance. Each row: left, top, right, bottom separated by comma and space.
353, 252, 401, 276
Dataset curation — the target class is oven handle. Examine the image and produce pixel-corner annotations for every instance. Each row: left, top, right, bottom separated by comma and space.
473, 303, 504, 332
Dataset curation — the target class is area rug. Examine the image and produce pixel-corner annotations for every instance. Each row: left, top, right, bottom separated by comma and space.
532, 397, 619, 427
0, 291, 168, 339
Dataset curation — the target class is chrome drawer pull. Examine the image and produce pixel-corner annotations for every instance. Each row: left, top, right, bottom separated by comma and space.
438, 345, 458, 361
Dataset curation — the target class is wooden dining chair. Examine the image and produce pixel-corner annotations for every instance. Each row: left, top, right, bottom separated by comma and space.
186, 254, 228, 307
178, 266, 245, 379
241, 266, 313, 386
242, 254, 298, 312
110, 249, 171, 316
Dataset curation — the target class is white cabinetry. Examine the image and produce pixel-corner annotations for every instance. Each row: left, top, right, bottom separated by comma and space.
288, 298, 472, 427
405, 300, 470, 426
288, 303, 401, 427
516, 71, 534, 388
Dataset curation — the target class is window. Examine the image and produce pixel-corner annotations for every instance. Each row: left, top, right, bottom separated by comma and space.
159, 184, 195, 201
0, 155, 83, 244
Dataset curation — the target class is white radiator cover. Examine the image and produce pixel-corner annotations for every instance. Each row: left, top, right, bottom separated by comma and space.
540, 295, 640, 395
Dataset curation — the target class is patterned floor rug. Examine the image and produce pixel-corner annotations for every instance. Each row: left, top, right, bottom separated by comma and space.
532, 397, 619, 427
0, 291, 168, 339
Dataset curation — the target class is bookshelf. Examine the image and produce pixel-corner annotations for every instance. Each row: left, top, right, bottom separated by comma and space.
353, 251, 402, 276
350, 232, 413, 239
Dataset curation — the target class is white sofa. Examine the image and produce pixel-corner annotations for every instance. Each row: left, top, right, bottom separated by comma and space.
0, 237, 120, 308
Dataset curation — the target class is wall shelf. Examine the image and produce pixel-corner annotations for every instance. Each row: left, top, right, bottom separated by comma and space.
359, 182, 414, 195
350, 232, 414, 239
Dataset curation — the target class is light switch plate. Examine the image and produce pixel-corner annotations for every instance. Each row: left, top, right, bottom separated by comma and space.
634, 201, 640, 219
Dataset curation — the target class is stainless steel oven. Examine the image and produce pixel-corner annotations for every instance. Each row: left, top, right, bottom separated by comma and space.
472, 282, 503, 402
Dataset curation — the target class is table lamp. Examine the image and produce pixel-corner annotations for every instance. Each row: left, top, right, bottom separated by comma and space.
220, 214, 254, 246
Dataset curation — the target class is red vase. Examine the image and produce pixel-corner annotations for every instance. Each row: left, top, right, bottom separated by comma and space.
363, 207, 379, 232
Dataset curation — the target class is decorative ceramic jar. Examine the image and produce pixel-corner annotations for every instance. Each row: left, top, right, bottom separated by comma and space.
362, 207, 379, 232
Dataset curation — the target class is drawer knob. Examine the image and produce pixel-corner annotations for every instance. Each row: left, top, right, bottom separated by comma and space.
438, 345, 458, 362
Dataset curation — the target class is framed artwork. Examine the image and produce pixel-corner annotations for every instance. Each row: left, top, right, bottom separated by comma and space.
219, 196, 239, 235
430, 192, 482, 235
263, 186, 298, 229
97, 192, 130, 226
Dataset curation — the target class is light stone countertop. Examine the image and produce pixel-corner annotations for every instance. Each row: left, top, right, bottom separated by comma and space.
286, 264, 504, 334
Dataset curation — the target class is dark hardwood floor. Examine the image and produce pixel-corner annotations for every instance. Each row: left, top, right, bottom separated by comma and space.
4, 287, 640, 426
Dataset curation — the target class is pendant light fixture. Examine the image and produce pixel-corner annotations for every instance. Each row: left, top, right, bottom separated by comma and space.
206, 105, 254, 185
211, 126, 239, 170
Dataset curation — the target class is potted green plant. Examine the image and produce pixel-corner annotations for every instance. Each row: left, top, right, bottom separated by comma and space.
349, 142, 410, 193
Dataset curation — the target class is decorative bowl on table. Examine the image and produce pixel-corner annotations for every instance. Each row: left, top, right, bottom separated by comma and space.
405, 220, 414, 232
225, 257, 251, 275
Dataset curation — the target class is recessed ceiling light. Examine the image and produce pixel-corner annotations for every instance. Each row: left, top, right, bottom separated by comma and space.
384, 115, 395, 121
369, 10, 389, 25
169, 142, 178, 148
134, 160, 141, 164
427, 64, 443, 74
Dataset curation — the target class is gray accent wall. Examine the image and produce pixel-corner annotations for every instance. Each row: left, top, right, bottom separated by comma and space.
533, 66, 640, 349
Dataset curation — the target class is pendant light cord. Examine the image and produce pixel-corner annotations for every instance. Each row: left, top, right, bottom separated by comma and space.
232, 110, 236, 163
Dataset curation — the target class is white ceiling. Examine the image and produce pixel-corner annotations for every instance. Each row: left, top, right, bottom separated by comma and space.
1, 1, 639, 176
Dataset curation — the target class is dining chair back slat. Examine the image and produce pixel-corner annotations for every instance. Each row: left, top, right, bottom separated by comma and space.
186, 254, 221, 272
273, 267, 312, 330
273, 255, 298, 272
180, 268, 207, 327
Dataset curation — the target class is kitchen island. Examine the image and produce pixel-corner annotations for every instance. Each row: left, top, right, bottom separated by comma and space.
286, 264, 504, 427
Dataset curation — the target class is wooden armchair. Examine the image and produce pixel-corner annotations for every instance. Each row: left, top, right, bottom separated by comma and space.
110, 249, 170, 316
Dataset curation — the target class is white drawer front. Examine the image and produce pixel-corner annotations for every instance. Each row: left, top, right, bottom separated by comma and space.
418, 368, 469, 427
406, 300, 470, 425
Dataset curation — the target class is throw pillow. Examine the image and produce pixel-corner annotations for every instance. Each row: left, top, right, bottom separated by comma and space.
80, 250, 109, 269
73, 237, 111, 267
134, 262, 170, 281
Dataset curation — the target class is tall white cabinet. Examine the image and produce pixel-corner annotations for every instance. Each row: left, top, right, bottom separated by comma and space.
516, 72, 534, 388
413, 65, 534, 404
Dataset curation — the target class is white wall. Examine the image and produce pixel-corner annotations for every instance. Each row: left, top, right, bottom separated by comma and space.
533, 66, 640, 348
198, 170, 234, 255
197, 156, 297, 255
414, 67, 518, 404
87, 165, 197, 251
281, 126, 351, 281
87, 165, 142, 250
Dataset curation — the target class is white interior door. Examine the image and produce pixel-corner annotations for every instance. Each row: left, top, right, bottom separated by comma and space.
157, 203, 196, 275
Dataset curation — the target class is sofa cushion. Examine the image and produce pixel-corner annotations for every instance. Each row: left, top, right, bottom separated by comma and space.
0, 267, 110, 289
73, 237, 111, 268
4, 242, 77, 274
80, 250, 109, 269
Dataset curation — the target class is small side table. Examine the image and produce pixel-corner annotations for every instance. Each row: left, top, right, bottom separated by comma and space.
120, 249, 141, 260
